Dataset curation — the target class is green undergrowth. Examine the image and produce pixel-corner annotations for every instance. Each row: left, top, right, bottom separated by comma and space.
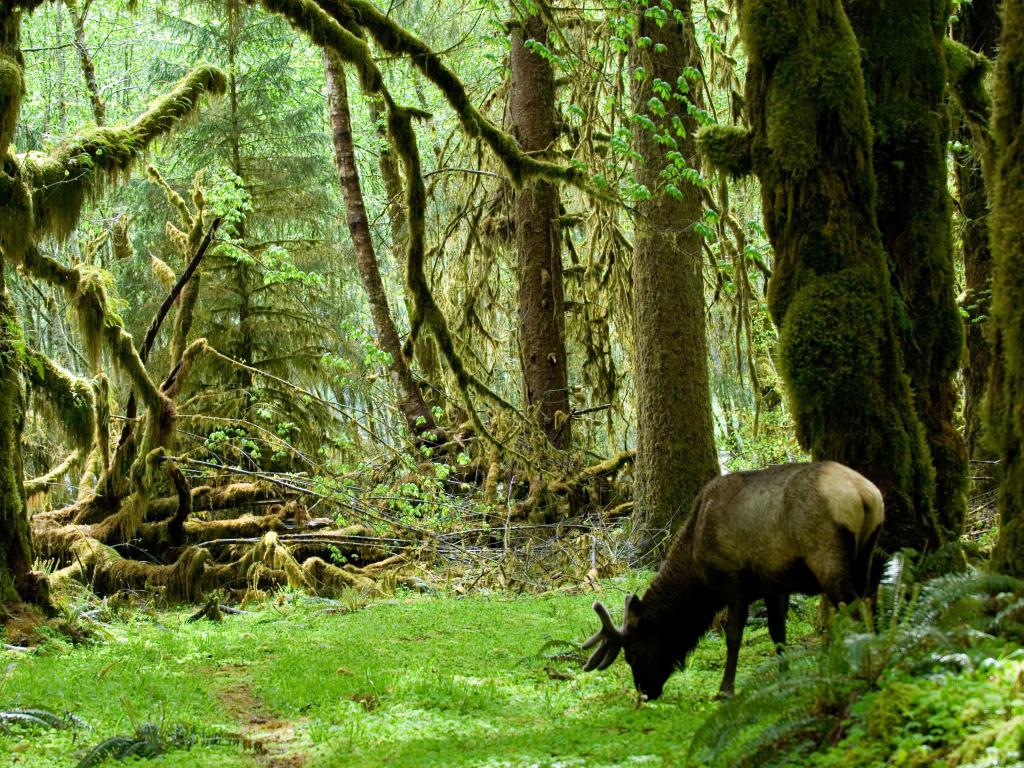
0, 570, 1020, 767
0, 576, 801, 767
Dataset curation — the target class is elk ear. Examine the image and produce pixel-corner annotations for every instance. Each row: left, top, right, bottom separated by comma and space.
624, 593, 643, 618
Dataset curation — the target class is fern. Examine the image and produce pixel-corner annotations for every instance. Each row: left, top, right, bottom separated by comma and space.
0, 707, 89, 731
687, 556, 1024, 768
75, 720, 245, 767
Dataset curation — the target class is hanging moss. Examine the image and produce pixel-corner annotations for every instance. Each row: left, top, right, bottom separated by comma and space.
260, 0, 580, 189
0, 54, 24, 150
24, 451, 79, 499
0, 168, 33, 264
988, 0, 1024, 577
23, 350, 95, 454
20, 65, 226, 242
697, 126, 753, 178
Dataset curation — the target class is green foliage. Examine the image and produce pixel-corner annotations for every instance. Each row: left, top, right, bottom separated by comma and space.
76, 720, 244, 767
688, 556, 1024, 767
0, 584, 727, 767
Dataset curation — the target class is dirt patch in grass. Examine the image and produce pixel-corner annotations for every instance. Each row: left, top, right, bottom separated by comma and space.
216, 669, 308, 768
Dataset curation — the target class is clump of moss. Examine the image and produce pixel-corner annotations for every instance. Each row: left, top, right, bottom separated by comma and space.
23, 349, 96, 454
0, 55, 25, 149
697, 126, 753, 178
21, 65, 226, 242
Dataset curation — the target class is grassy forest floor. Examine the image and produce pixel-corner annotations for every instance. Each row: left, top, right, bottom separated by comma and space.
0, 577, 796, 768
1, 576, 1022, 768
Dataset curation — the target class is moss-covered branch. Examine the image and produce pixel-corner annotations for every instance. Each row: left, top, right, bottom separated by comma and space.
260, 0, 582, 188
19, 65, 226, 241
697, 125, 753, 178
23, 349, 95, 453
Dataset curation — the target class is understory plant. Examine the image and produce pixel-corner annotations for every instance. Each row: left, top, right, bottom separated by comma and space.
688, 555, 1024, 767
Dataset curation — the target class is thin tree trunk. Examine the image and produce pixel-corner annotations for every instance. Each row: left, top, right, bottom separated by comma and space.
510, 12, 570, 449
630, 0, 719, 538
845, 0, 967, 538
324, 52, 436, 435
65, 0, 105, 126
988, 0, 1024, 577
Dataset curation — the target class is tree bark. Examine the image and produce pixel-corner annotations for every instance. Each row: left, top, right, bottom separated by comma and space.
630, 1, 719, 538
988, 0, 1024, 577
0, 3, 49, 610
65, 0, 105, 126
510, 13, 571, 449
953, 0, 1001, 494
705, 0, 942, 553
845, 0, 967, 538
324, 52, 437, 435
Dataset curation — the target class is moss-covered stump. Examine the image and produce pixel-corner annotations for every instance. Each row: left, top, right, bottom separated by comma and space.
987, 0, 1024, 577
700, 0, 942, 553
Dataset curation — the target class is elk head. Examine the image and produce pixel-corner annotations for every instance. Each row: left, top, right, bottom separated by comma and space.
583, 594, 677, 700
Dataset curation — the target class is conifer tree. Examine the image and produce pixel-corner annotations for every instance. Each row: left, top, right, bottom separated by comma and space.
630, 0, 719, 538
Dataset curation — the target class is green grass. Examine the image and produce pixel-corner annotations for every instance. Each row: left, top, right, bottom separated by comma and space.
0, 580, 815, 767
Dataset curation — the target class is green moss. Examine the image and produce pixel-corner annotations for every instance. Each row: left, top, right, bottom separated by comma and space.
696, 126, 753, 178
779, 268, 883, 444
734, 0, 940, 551
0, 55, 24, 150
21, 65, 225, 242
988, 0, 1024, 577
23, 350, 96, 454
846, 0, 967, 536
0, 168, 32, 263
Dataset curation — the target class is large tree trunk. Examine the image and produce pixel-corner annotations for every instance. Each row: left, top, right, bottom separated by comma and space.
324, 53, 437, 435
630, 1, 719, 538
510, 13, 571, 449
0, 3, 48, 610
953, 0, 1001, 496
988, 0, 1024, 577
845, 0, 967, 538
705, 0, 942, 553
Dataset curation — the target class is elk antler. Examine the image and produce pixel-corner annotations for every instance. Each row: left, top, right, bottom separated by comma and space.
582, 597, 628, 671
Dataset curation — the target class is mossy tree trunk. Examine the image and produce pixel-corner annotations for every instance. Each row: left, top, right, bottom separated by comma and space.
0, 2, 48, 610
703, 0, 941, 553
510, 12, 571, 449
324, 52, 437, 436
988, 0, 1024, 577
844, 0, 967, 537
630, 0, 719, 539
953, 0, 1001, 494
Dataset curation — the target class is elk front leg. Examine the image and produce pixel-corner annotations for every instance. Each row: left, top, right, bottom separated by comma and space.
766, 593, 790, 673
719, 596, 749, 698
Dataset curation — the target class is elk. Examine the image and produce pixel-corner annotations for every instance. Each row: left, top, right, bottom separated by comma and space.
583, 461, 884, 700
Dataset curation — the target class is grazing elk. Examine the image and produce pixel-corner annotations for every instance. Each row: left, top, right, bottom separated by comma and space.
583, 461, 884, 700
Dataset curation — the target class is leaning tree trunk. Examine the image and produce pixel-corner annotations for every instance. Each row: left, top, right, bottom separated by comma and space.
953, 0, 1001, 495
988, 0, 1024, 577
510, 12, 571, 449
324, 52, 437, 436
845, 0, 967, 538
700, 0, 942, 553
630, 0, 719, 538
0, 2, 48, 609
